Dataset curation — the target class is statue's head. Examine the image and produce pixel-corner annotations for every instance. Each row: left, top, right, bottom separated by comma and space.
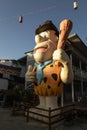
33, 20, 59, 64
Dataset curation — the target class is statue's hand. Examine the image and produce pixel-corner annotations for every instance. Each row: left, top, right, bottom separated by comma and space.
25, 65, 37, 83
53, 49, 69, 65
53, 49, 73, 83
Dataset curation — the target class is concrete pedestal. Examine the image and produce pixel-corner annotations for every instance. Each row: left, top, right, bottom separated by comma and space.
38, 96, 58, 109
27, 96, 60, 123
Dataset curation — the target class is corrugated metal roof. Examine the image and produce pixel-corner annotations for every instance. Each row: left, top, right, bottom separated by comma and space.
68, 33, 87, 57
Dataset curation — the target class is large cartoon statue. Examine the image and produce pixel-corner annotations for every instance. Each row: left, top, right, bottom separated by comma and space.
26, 19, 73, 109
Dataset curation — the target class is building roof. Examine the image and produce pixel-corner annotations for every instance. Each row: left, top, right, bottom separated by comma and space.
0, 64, 21, 76
67, 33, 87, 64
17, 56, 27, 65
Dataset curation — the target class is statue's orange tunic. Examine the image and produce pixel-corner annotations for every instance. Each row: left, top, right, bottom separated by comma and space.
34, 62, 63, 96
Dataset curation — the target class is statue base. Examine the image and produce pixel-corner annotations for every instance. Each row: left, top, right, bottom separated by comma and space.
26, 96, 61, 123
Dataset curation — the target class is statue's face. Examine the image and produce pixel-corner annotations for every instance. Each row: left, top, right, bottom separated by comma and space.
33, 30, 58, 63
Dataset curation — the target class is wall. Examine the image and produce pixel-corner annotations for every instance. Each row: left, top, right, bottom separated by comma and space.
0, 78, 8, 90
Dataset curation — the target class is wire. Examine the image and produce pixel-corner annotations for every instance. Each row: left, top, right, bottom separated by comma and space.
0, 5, 57, 23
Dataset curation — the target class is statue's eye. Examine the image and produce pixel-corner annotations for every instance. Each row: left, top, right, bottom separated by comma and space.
40, 32, 48, 38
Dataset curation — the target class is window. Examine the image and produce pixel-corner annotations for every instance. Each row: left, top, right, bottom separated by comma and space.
0, 73, 3, 78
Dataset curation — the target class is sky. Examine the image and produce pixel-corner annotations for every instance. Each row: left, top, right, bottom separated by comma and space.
0, 0, 87, 60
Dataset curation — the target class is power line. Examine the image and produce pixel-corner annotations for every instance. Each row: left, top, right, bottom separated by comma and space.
0, 5, 57, 23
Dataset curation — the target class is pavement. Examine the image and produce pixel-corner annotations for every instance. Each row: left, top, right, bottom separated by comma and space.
0, 107, 87, 130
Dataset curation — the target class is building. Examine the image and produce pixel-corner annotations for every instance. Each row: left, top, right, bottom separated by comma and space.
0, 57, 26, 90
62, 33, 87, 105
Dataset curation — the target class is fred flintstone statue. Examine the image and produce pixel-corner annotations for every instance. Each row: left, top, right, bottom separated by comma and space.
25, 19, 73, 109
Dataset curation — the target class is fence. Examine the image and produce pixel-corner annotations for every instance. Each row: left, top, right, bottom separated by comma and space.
12, 102, 87, 130
26, 103, 75, 130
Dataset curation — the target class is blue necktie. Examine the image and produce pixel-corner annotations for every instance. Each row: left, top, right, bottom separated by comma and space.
35, 59, 52, 85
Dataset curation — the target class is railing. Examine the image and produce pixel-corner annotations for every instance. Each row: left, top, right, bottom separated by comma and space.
26, 103, 75, 130
12, 102, 87, 130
